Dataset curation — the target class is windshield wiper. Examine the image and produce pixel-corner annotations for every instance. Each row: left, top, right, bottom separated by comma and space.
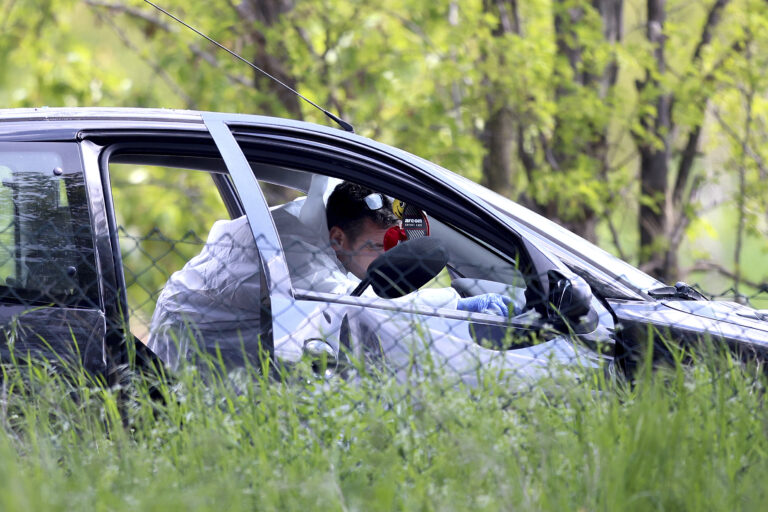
647, 282, 708, 301
648, 281, 709, 300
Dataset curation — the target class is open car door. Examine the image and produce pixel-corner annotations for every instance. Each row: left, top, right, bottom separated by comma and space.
203, 113, 607, 384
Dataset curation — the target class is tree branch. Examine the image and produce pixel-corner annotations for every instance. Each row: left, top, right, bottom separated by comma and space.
188, 43, 253, 87
605, 148, 638, 174
669, 174, 703, 248
603, 211, 628, 261
516, 125, 536, 184
494, 0, 517, 34
712, 108, 768, 176
539, 132, 560, 171
1, 0, 19, 33
685, 260, 767, 291
639, 255, 665, 275
692, 0, 730, 62
292, 23, 321, 60
380, 8, 442, 55
83, 0, 173, 31
91, 7, 197, 108
593, 0, 624, 97
733, 26, 754, 293
671, 0, 731, 210
508, 0, 522, 34
86, 0, 253, 89
672, 124, 701, 208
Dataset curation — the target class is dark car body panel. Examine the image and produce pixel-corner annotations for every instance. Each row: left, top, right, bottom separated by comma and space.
0, 107, 763, 379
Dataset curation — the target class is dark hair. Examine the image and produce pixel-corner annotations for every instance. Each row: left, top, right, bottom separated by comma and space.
326, 182, 399, 242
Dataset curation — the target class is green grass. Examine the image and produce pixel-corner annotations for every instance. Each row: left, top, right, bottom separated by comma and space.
0, 347, 767, 511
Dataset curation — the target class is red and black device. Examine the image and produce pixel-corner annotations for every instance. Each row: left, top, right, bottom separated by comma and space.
383, 199, 430, 251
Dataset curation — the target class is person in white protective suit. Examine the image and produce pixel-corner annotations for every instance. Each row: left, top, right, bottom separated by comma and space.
147, 175, 508, 367
147, 176, 612, 385
273, 178, 595, 386
146, 212, 265, 367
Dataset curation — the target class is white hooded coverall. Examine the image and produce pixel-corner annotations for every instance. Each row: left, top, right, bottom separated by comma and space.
147, 176, 459, 367
146, 177, 589, 385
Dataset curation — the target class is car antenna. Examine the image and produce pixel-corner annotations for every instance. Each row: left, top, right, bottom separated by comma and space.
143, 0, 355, 133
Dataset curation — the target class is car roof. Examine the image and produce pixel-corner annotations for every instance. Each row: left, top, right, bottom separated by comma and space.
0, 107, 396, 151
0, 107, 204, 123
0, 106, 527, 219
0, 107, 359, 138
0, 106, 505, 224
0, 106, 451, 182
0, 107, 660, 295
0, 107, 205, 141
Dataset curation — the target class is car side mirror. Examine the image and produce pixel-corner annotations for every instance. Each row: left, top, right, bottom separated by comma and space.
548, 271, 593, 324
351, 237, 448, 299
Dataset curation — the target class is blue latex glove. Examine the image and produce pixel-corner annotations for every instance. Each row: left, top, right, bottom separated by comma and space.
457, 293, 514, 317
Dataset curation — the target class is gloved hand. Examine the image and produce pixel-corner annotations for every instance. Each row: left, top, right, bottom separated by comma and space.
457, 293, 515, 317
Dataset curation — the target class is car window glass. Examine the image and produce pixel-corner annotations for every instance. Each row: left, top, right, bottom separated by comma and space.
439, 168, 663, 292
108, 162, 232, 340
258, 170, 527, 316
0, 143, 97, 307
261, 182, 305, 208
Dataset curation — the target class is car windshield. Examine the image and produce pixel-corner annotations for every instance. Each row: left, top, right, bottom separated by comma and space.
417, 162, 663, 293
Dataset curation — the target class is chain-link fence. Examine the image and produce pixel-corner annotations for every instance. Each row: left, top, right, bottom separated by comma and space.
108, 222, 768, 388
0, 147, 766, 388
2, 215, 768, 385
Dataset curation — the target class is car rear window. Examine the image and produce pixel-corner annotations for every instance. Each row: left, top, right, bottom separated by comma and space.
0, 143, 98, 308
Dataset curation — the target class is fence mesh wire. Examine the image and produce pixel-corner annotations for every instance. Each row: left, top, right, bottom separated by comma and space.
0, 156, 766, 388
111, 222, 768, 388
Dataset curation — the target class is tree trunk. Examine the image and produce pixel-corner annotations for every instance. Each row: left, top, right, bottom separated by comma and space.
238, 0, 303, 119
541, 0, 622, 242
481, 106, 515, 195
639, 145, 671, 278
636, 0, 674, 281
479, 0, 521, 197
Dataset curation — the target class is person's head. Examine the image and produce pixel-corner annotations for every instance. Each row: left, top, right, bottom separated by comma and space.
326, 182, 400, 279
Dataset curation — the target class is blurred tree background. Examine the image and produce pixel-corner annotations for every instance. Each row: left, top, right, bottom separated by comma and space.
0, 0, 766, 305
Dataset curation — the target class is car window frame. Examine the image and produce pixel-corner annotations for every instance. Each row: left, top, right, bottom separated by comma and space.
204, 114, 294, 300
89, 132, 275, 357
202, 115, 561, 328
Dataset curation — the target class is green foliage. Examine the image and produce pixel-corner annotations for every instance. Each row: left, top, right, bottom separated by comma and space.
0, 0, 765, 285
108, 164, 231, 334
1, 343, 768, 510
